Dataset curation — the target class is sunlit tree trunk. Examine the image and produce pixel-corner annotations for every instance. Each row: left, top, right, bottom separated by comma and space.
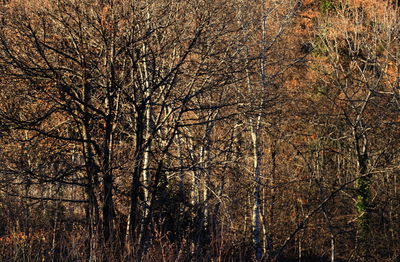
250, 114, 263, 261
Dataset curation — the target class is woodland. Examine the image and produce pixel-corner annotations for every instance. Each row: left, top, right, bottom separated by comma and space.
0, 0, 399, 261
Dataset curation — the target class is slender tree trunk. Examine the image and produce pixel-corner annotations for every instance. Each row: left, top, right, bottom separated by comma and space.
190, 136, 200, 206
331, 234, 335, 262
202, 118, 214, 232
212, 124, 235, 238
102, 93, 115, 244
81, 80, 101, 261
250, 116, 263, 261
353, 125, 370, 259
125, 109, 145, 256
83, 136, 100, 262
138, 42, 153, 255
269, 138, 277, 236
177, 132, 185, 193
141, 43, 153, 216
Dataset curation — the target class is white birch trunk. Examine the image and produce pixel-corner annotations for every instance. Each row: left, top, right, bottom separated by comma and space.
250, 115, 263, 261
141, 41, 152, 213
138, 40, 153, 252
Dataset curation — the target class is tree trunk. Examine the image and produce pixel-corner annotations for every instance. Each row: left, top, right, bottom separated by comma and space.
125, 109, 145, 255
81, 81, 101, 261
138, 41, 153, 255
102, 92, 115, 244
250, 117, 263, 261
353, 125, 370, 259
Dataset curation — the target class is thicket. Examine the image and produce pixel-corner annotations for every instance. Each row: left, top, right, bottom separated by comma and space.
0, 0, 399, 261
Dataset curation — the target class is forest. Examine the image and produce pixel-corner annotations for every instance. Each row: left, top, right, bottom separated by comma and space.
0, 0, 399, 261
